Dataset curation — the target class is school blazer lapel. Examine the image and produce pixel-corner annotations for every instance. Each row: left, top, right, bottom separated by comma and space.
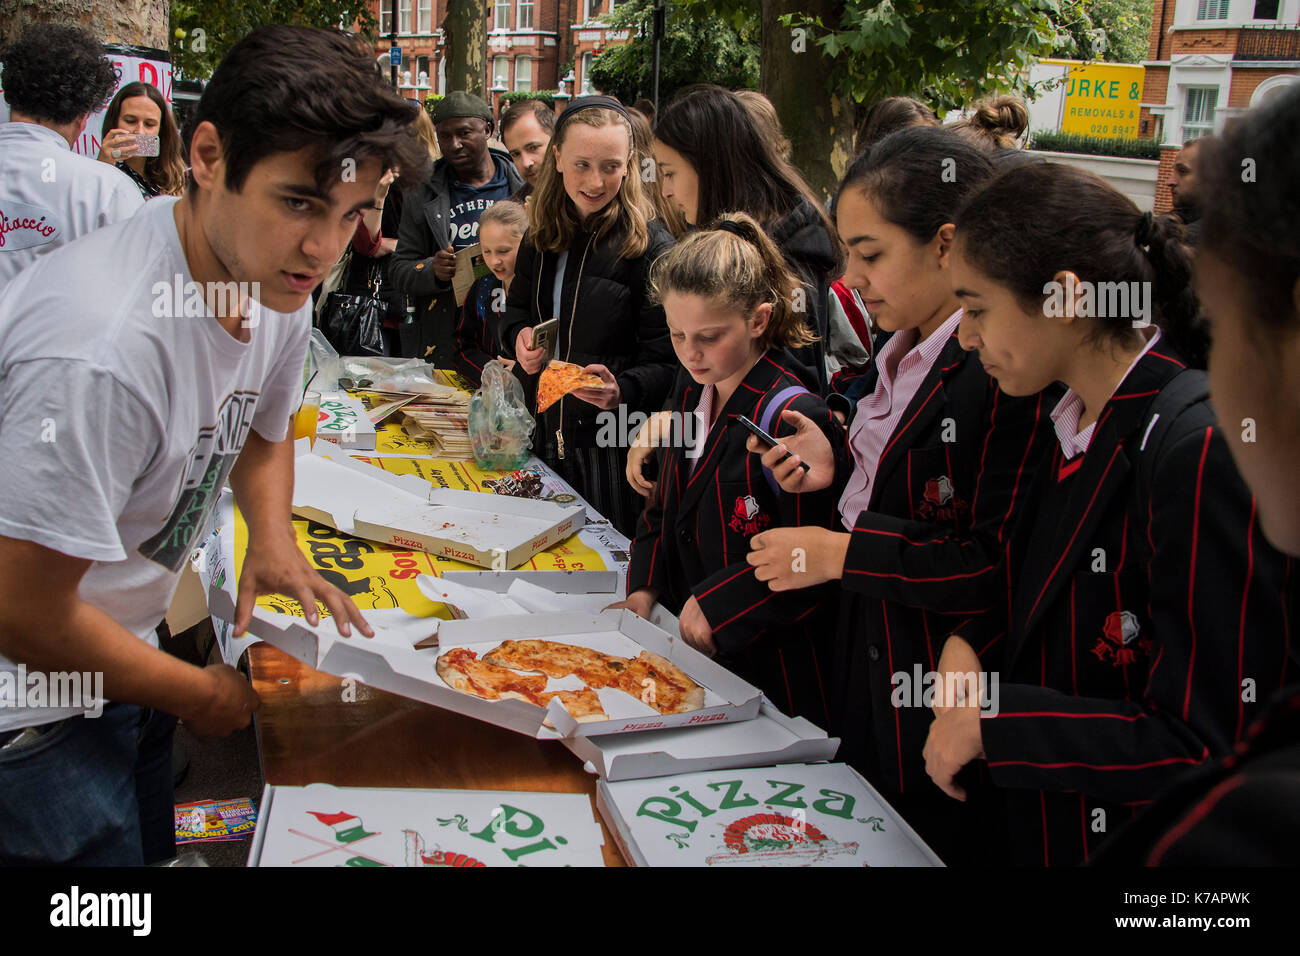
675, 359, 784, 519
868, 333, 968, 509
1007, 345, 1190, 665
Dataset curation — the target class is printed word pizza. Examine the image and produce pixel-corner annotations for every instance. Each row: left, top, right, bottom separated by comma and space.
536, 361, 606, 413
436, 639, 706, 723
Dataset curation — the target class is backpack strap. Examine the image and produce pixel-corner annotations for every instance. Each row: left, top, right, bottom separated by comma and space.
758, 384, 810, 497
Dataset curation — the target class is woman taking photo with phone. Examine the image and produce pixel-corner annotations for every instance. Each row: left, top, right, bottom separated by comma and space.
97, 82, 186, 198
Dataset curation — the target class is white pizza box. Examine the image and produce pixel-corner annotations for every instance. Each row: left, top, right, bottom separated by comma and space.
291, 443, 431, 535
247, 782, 606, 867
432, 611, 762, 738
597, 762, 944, 868
205, 566, 759, 740
563, 701, 839, 781
290, 447, 587, 570
352, 489, 585, 571
315, 392, 377, 450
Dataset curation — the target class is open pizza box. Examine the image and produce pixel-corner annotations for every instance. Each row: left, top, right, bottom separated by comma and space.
246, 782, 608, 867
291, 444, 586, 571
563, 701, 839, 781
206, 561, 760, 739
597, 762, 944, 867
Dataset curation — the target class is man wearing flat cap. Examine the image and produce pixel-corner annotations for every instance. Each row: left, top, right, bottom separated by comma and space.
390, 91, 523, 362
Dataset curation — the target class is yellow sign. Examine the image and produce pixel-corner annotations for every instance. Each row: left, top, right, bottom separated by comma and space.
1058, 61, 1144, 138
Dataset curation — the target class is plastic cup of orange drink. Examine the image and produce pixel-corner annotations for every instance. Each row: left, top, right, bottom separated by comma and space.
294, 390, 321, 446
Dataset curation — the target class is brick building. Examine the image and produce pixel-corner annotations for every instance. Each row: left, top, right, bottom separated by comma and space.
366, 0, 635, 117
1139, 0, 1299, 211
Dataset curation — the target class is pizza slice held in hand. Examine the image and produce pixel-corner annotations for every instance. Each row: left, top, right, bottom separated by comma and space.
536, 360, 607, 413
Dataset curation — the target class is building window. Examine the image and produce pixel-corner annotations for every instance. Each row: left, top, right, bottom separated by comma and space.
1253, 0, 1281, 18
381, 0, 393, 35
418, 0, 431, 32
584, 0, 602, 22
399, 0, 412, 35
493, 56, 510, 90
514, 56, 532, 91
416, 55, 430, 84
1183, 87, 1219, 140
495, 1, 511, 31
1196, 0, 1229, 19
580, 52, 595, 93
517, 0, 534, 30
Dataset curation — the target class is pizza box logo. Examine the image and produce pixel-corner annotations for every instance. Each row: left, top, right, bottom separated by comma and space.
703, 813, 859, 866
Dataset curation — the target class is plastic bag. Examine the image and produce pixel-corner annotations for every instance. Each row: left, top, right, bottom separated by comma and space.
308, 328, 343, 392
469, 361, 535, 470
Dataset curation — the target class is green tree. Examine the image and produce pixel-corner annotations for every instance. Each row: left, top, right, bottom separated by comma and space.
1052, 0, 1154, 65
170, 1, 378, 80
587, 0, 759, 106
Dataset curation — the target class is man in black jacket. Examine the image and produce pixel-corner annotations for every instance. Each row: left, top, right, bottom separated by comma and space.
390, 92, 523, 363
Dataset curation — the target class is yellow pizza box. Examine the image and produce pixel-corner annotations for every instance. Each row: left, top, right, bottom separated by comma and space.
597, 762, 945, 867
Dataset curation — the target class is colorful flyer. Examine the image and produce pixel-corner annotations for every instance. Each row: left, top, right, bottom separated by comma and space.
175, 798, 259, 844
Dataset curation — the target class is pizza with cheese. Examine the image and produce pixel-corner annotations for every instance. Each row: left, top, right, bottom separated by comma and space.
536, 360, 607, 413
437, 639, 706, 720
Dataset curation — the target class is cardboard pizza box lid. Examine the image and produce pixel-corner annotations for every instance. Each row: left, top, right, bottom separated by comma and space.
563, 701, 839, 781
596, 762, 945, 867
290, 444, 430, 535
247, 782, 607, 867
352, 489, 585, 571
315, 393, 377, 450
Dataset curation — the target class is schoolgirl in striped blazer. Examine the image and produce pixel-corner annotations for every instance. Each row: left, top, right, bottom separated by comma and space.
613, 214, 846, 726
924, 161, 1295, 866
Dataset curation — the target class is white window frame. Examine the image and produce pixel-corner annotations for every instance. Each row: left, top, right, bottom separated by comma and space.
584, 0, 602, 23
1252, 0, 1281, 18
1183, 87, 1219, 140
580, 52, 595, 94
495, 0, 511, 31
417, 0, 431, 33
517, 0, 534, 30
493, 56, 510, 90
398, 0, 412, 35
1196, 0, 1230, 20
380, 0, 394, 35
514, 56, 532, 91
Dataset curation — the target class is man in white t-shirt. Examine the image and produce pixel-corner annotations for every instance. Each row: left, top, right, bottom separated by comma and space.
0, 24, 145, 289
0, 25, 432, 865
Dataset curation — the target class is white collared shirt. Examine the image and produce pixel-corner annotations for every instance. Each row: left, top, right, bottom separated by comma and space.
1051, 328, 1163, 460
0, 122, 145, 288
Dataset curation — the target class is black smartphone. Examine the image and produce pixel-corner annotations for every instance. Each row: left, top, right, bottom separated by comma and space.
737, 415, 811, 473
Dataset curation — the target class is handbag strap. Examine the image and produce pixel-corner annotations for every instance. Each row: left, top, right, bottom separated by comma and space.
758, 384, 809, 496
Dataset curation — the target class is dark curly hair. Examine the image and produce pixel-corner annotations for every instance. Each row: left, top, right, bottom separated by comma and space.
186, 25, 432, 195
0, 23, 119, 124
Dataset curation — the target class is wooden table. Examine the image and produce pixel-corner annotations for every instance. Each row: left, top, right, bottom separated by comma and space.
247, 643, 625, 867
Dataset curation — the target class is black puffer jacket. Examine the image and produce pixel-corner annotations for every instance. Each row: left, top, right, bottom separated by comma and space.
767, 196, 838, 393
499, 220, 677, 454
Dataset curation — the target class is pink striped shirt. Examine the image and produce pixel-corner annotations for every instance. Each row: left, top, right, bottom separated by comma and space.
687, 384, 716, 475
838, 309, 963, 530
1051, 328, 1162, 460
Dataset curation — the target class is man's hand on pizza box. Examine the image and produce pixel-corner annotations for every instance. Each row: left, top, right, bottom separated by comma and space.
572, 364, 621, 410
234, 531, 374, 639
678, 596, 717, 657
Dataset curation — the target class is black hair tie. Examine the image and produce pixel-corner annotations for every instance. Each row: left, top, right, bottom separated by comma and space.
715, 219, 750, 242
1135, 210, 1155, 247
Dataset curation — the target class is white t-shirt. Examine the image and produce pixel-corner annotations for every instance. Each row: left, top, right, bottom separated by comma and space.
0, 122, 145, 289
0, 196, 310, 730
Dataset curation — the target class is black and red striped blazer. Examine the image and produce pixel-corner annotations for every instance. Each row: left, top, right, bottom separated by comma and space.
627, 348, 847, 726
953, 344, 1296, 866
830, 330, 1057, 812
451, 272, 500, 388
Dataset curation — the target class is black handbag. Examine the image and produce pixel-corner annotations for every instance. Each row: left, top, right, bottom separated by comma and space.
320, 260, 385, 356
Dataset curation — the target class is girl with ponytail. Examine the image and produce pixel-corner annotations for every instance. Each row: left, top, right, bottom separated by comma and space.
923, 162, 1295, 866
610, 212, 847, 726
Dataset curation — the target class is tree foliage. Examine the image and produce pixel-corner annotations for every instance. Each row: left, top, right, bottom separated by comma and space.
169, 1, 378, 80
587, 0, 758, 105
1052, 0, 1154, 65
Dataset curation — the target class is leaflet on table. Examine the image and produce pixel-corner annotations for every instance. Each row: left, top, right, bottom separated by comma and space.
565, 701, 840, 781
597, 763, 944, 867
248, 783, 606, 867
175, 798, 258, 844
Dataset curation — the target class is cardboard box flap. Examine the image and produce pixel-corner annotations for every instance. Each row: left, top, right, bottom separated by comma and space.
564, 702, 840, 781
440, 569, 622, 596
291, 447, 429, 535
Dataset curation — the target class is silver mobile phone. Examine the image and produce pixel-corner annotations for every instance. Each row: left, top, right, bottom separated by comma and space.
128, 133, 160, 158
531, 317, 559, 356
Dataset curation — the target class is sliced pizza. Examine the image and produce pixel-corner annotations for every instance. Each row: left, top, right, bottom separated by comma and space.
435, 647, 548, 703
609, 651, 708, 715
538, 687, 608, 723
483, 639, 629, 687
536, 360, 607, 413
